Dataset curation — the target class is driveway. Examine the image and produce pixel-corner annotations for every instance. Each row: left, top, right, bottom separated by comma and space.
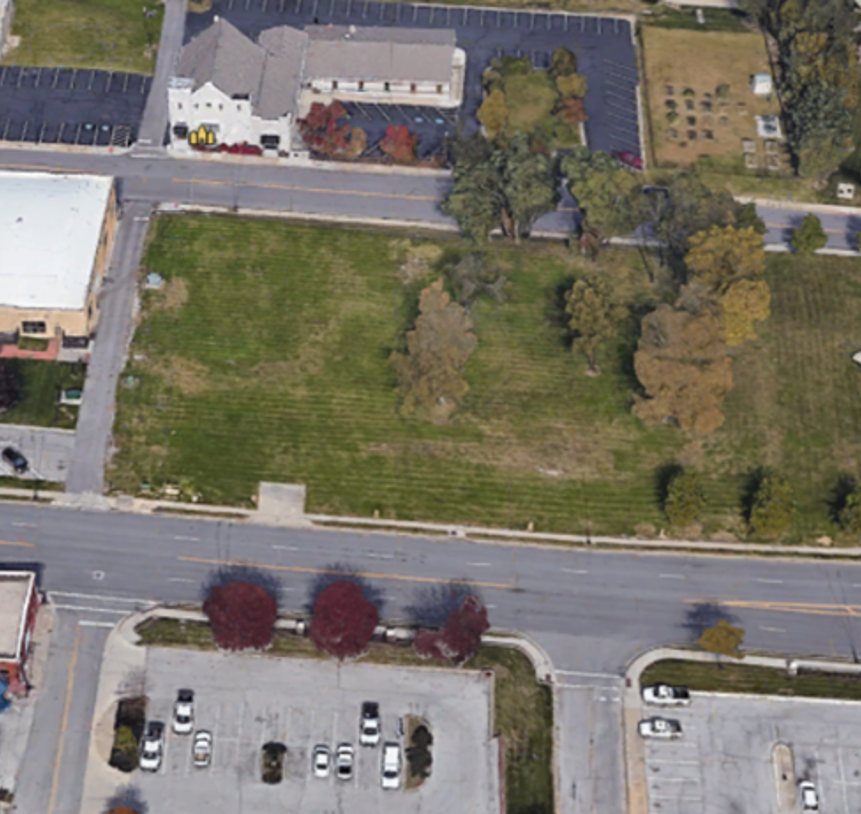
0, 425, 75, 483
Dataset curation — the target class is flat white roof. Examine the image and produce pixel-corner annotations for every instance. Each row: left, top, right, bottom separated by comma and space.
0, 171, 113, 311
0, 572, 35, 660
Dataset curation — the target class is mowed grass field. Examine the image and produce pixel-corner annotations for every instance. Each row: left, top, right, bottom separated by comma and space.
3, 0, 163, 74
110, 215, 861, 541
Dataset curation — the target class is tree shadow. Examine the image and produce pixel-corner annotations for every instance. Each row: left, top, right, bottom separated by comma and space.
654, 462, 684, 511
403, 580, 482, 628
546, 274, 578, 350
845, 215, 861, 251
682, 601, 741, 644
827, 473, 856, 525
304, 563, 386, 616
614, 301, 653, 396
739, 465, 769, 526
104, 784, 147, 814
200, 563, 284, 607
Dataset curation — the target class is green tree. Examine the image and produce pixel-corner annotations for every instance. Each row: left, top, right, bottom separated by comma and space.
840, 491, 861, 534
501, 133, 560, 242
697, 619, 745, 660
476, 89, 509, 140
561, 146, 641, 239
685, 225, 766, 294
791, 213, 828, 254
556, 73, 588, 99
735, 202, 767, 235
565, 276, 627, 374
549, 46, 578, 80
442, 137, 503, 244
750, 473, 796, 537
721, 279, 771, 346
664, 470, 706, 526
633, 304, 734, 434
388, 278, 479, 422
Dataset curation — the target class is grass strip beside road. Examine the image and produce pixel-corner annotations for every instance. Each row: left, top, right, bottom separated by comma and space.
641, 658, 861, 700
136, 617, 553, 814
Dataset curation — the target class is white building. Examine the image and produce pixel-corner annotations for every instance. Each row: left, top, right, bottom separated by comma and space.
751, 73, 773, 96
168, 17, 465, 155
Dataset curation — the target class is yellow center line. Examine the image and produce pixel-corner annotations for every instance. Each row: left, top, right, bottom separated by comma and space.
765, 221, 844, 234
687, 598, 861, 618
0, 539, 35, 549
177, 555, 513, 590
48, 625, 82, 814
173, 177, 439, 202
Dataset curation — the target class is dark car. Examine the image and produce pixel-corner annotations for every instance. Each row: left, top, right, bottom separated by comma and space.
2, 447, 28, 474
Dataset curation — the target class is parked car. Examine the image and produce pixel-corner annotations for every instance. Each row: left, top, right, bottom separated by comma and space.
2, 447, 28, 474
336, 743, 354, 780
172, 689, 194, 734
139, 722, 164, 771
799, 780, 819, 811
312, 744, 331, 778
642, 684, 691, 707
613, 150, 644, 172
381, 741, 402, 790
193, 730, 212, 767
360, 702, 381, 747
637, 717, 683, 740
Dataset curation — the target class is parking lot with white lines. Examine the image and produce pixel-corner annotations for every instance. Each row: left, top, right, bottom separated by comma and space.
642, 693, 861, 814
133, 646, 499, 814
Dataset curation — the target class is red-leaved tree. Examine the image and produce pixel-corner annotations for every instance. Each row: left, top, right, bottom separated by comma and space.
380, 125, 418, 164
413, 595, 489, 666
298, 102, 365, 159
203, 580, 278, 651
310, 580, 379, 660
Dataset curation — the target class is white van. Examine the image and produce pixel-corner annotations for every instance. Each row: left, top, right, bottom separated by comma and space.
381, 742, 401, 790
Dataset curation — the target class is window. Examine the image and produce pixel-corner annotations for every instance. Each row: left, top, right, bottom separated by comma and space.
410, 83, 417, 93
177, 102, 183, 110
206, 102, 212, 108
219, 103, 223, 110
436, 84, 443, 94
194, 103, 199, 110
237, 104, 242, 111
358, 81, 364, 91
21, 321, 46, 335
261, 134, 281, 148
384, 81, 390, 92
332, 80, 338, 90
88, 303, 93, 320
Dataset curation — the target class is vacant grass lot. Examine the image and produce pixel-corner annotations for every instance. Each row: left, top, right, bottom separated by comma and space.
111, 215, 861, 542
0, 360, 84, 430
3, 0, 163, 74
641, 658, 861, 700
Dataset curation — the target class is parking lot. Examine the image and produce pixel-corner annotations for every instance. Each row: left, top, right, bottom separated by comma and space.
136, 647, 499, 814
0, 66, 146, 148
186, 0, 641, 158
641, 693, 861, 814
0, 426, 75, 483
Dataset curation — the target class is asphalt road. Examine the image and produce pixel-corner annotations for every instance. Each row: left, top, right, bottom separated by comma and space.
760, 203, 861, 253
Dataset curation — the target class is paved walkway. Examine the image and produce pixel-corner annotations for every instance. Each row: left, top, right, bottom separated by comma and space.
66, 202, 151, 495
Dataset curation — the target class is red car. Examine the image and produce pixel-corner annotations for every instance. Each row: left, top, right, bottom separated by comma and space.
613, 151, 644, 171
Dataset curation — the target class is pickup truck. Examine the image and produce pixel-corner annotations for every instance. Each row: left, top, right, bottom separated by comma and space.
638, 717, 683, 740
641, 683, 691, 707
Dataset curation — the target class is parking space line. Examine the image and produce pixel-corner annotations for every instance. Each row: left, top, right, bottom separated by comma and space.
178, 555, 513, 589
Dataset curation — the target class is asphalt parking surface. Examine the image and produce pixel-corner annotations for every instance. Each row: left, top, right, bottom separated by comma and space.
136, 647, 499, 814
641, 693, 861, 814
0, 425, 76, 483
187, 0, 641, 157
0, 66, 147, 147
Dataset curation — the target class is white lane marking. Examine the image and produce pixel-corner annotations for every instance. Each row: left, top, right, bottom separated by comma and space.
556, 669, 619, 679
11, 522, 35, 528
50, 591, 153, 604
272, 545, 298, 551
757, 578, 783, 584
78, 620, 115, 628
174, 535, 200, 541
53, 604, 129, 614
168, 577, 195, 583
282, 587, 296, 592
759, 625, 786, 633
366, 552, 395, 560
468, 562, 491, 567
486, 604, 497, 609
563, 568, 589, 575
659, 573, 685, 580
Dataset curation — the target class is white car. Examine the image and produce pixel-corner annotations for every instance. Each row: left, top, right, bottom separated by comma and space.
381, 741, 401, 790
638, 717, 683, 740
800, 781, 819, 811
336, 743, 355, 780
642, 684, 691, 707
360, 702, 381, 747
193, 730, 212, 768
139, 722, 164, 771
312, 745, 331, 779
172, 689, 194, 735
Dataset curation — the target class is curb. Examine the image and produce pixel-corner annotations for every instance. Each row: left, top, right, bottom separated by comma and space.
738, 195, 861, 218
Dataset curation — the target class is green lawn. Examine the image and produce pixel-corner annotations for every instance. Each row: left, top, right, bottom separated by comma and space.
641, 658, 861, 700
0, 360, 84, 430
110, 215, 861, 542
3, 0, 163, 74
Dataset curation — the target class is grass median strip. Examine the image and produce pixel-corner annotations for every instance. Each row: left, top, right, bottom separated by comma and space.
136, 617, 553, 814
641, 658, 861, 701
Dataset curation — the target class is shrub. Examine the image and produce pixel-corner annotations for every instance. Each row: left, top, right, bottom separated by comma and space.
549, 46, 578, 79
715, 83, 731, 98
109, 726, 139, 773
556, 73, 588, 99
840, 492, 861, 534
380, 125, 418, 164
203, 580, 278, 651
310, 580, 379, 659
413, 595, 489, 666
477, 89, 510, 140
664, 470, 706, 526
750, 474, 795, 538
